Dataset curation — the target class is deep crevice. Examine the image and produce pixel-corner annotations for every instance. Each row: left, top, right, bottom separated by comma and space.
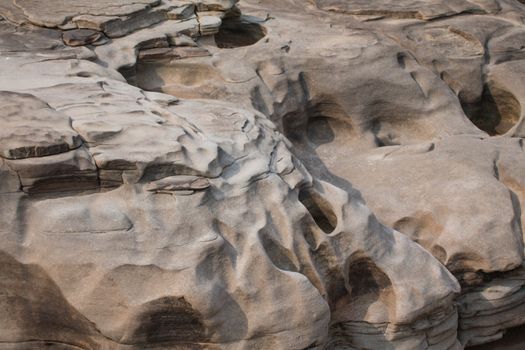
298, 187, 337, 234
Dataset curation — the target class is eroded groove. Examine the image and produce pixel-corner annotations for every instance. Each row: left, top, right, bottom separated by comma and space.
298, 187, 337, 234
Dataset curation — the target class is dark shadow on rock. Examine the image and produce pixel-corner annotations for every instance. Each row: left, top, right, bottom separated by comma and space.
298, 186, 337, 234
468, 324, 525, 349
124, 296, 208, 347
278, 99, 369, 199
0, 251, 103, 349
461, 83, 521, 136
215, 16, 266, 49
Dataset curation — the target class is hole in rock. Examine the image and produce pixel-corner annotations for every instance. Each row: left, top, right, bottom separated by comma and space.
330, 256, 395, 328
347, 257, 393, 301
119, 59, 222, 97
130, 297, 207, 345
306, 116, 336, 145
282, 111, 305, 144
281, 101, 351, 148
215, 17, 266, 49
298, 187, 337, 234
370, 119, 401, 147
461, 84, 521, 136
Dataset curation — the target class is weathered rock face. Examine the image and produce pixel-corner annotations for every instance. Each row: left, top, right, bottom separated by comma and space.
0, 0, 524, 349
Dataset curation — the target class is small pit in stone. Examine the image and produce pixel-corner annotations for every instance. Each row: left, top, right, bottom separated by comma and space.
215, 17, 266, 49
461, 83, 521, 136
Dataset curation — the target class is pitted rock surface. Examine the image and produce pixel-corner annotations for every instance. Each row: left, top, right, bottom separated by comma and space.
1, 0, 525, 349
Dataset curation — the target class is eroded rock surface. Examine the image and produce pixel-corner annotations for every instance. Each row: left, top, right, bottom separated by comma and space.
1, 0, 525, 349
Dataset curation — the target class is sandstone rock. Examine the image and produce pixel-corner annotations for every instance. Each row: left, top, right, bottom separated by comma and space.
119, 0, 525, 347
10, 0, 160, 28
0, 91, 82, 159
5, 146, 98, 194
138, 46, 210, 60
1, 0, 525, 349
169, 33, 199, 46
166, 3, 196, 20
62, 29, 106, 46
0, 0, 27, 25
194, 0, 240, 12
198, 14, 222, 36
312, 0, 498, 20
0, 251, 106, 349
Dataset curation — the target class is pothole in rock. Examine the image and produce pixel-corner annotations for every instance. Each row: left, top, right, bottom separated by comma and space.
347, 257, 393, 305
129, 297, 207, 345
281, 101, 353, 148
215, 16, 266, 49
461, 83, 521, 136
119, 17, 266, 94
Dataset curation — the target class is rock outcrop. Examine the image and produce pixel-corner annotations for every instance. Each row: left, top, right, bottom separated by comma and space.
1, 0, 525, 349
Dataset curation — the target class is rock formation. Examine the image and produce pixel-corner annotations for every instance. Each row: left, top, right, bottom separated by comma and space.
1, 0, 525, 349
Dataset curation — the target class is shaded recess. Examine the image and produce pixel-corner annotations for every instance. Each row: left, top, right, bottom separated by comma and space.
347, 256, 394, 306
299, 187, 337, 233
0, 252, 101, 348
468, 324, 525, 349
126, 297, 207, 347
260, 232, 299, 272
461, 84, 521, 135
118, 18, 266, 93
281, 101, 350, 147
215, 17, 266, 49
306, 116, 336, 145
328, 256, 395, 348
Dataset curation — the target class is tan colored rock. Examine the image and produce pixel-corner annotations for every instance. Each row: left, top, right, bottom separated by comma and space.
0, 91, 82, 159
138, 46, 210, 60
198, 14, 222, 36
121, 0, 525, 347
12, 0, 159, 27
62, 29, 106, 46
313, 0, 498, 19
2, 0, 525, 349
